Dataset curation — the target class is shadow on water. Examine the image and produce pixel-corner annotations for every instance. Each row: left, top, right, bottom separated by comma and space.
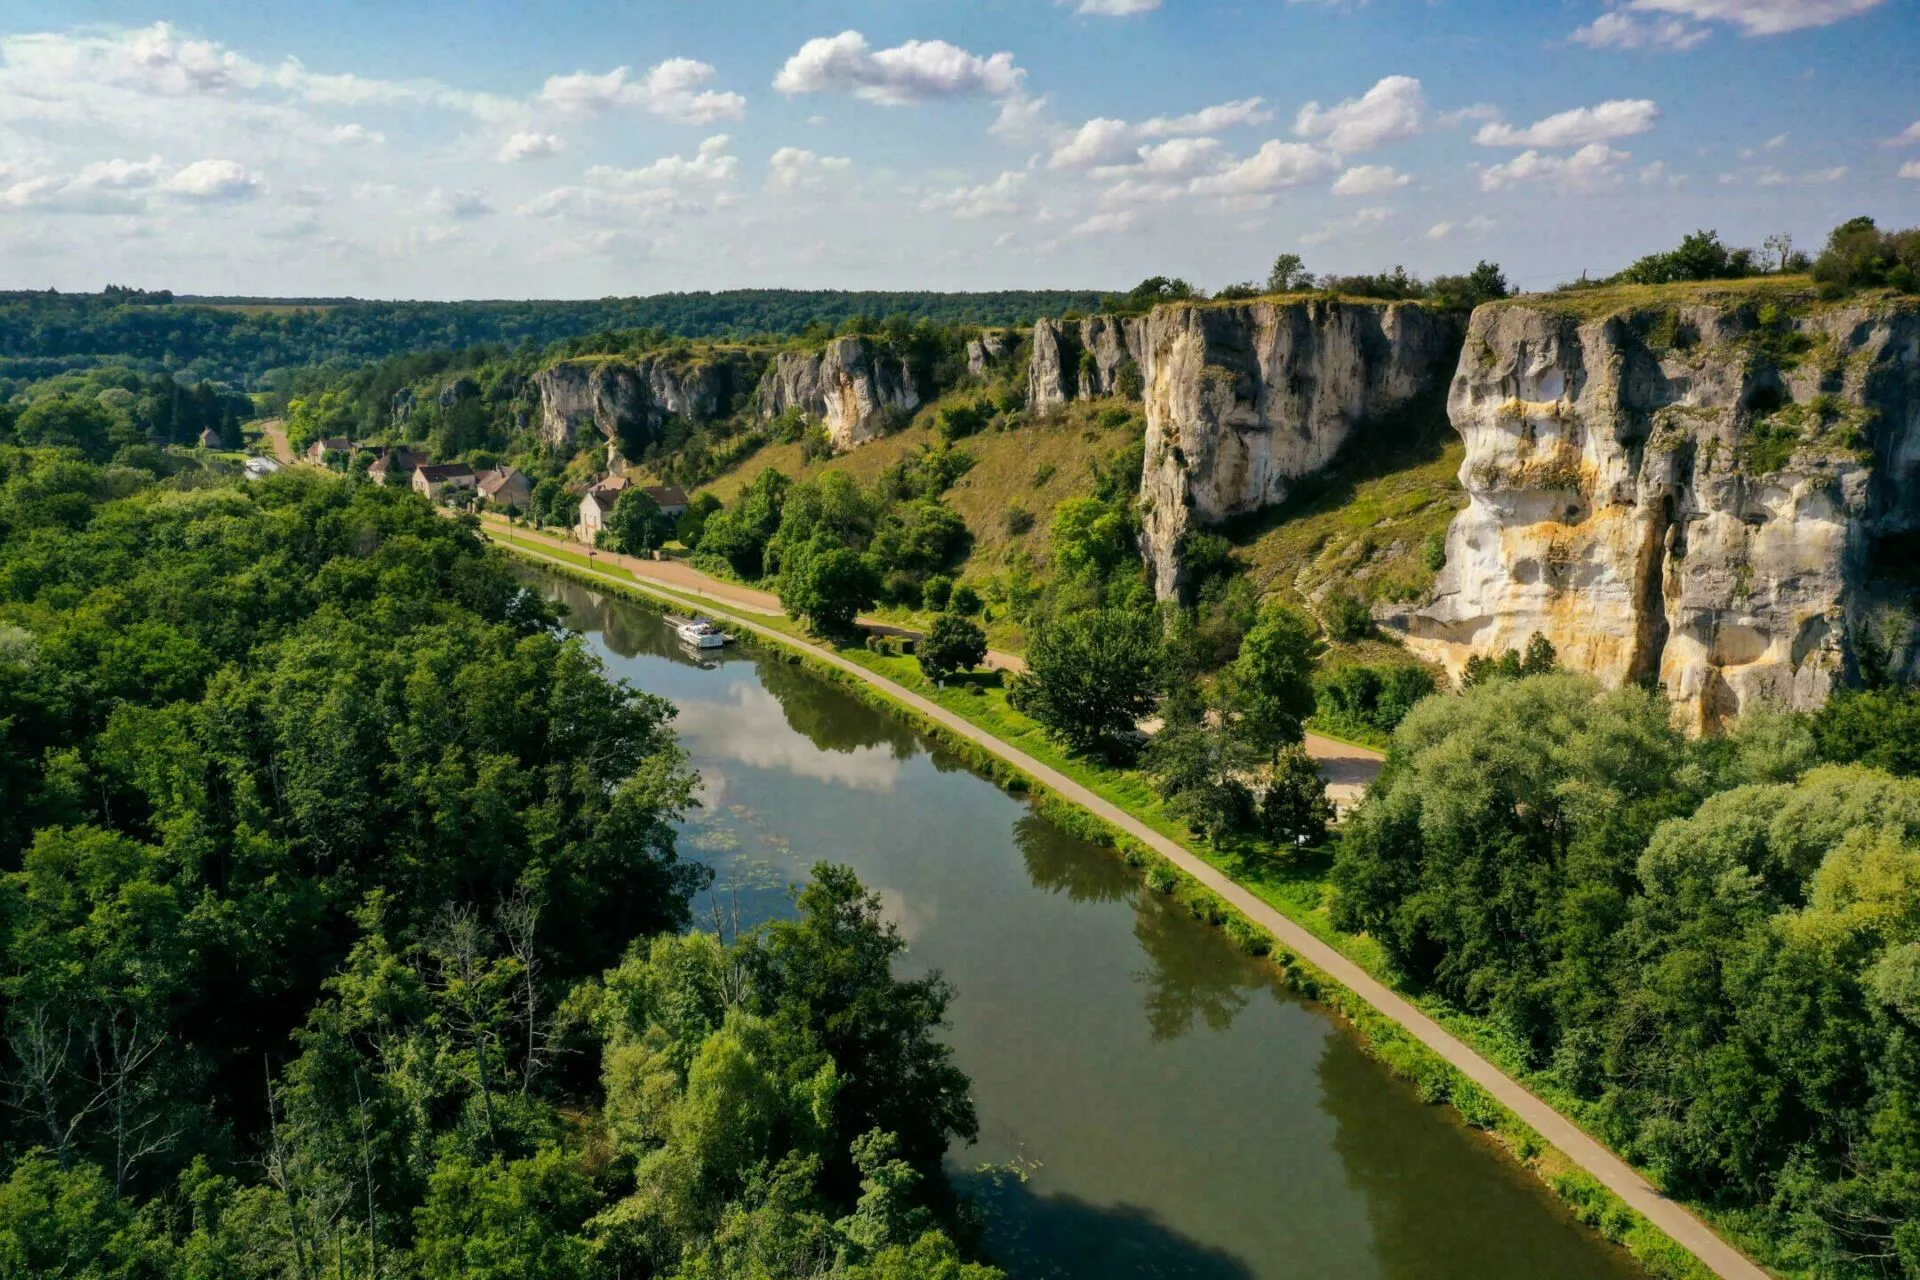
960, 1173, 1257, 1280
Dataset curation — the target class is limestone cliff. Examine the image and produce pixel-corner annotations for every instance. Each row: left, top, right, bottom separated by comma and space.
1136, 301, 1461, 597
967, 330, 1013, 379
757, 336, 918, 452
1390, 292, 1920, 729
533, 351, 763, 453
1027, 315, 1150, 413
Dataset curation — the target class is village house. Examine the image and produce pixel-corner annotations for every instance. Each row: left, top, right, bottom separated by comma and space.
641, 485, 690, 519
476, 466, 533, 511
197, 427, 221, 448
367, 447, 426, 486
574, 474, 631, 544
412, 462, 477, 502
305, 437, 352, 466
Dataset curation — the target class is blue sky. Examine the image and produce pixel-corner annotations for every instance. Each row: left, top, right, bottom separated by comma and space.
1, 0, 1915, 298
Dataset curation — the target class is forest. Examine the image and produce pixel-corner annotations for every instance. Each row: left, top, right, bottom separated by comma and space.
0, 288, 1108, 388
0, 451, 999, 1279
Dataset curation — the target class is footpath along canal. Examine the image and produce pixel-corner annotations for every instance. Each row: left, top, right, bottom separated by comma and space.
536, 567, 1652, 1280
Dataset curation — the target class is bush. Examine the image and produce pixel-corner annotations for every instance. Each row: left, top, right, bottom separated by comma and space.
1003, 505, 1034, 536
1317, 663, 1437, 736
1324, 593, 1373, 643
1422, 530, 1447, 572
918, 613, 988, 683
1812, 685, 1920, 776
922, 574, 953, 611
948, 583, 982, 616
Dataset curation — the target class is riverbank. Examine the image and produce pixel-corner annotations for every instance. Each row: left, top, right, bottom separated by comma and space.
498, 539, 1771, 1280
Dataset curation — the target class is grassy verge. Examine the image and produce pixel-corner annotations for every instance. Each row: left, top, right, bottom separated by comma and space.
506, 546, 1754, 1280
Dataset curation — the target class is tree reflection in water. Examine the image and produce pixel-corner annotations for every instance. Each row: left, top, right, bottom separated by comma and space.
1316, 1032, 1645, 1280
959, 1170, 1258, 1280
1013, 812, 1279, 1043
756, 653, 920, 759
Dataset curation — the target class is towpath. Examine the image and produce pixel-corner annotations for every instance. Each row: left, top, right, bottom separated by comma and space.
489, 530, 1769, 1280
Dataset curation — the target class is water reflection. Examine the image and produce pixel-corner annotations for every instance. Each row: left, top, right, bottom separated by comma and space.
533, 568, 1652, 1280
1318, 1033, 1644, 1280
1131, 890, 1275, 1043
676, 683, 905, 791
1015, 814, 1135, 905
959, 1174, 1258, 1280
756, 656, 920, 759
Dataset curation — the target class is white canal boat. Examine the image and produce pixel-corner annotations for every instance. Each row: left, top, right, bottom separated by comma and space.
667, 615, 730, 649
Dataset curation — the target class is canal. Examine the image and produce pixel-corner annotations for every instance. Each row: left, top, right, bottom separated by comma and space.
536, 570, 1644, 1280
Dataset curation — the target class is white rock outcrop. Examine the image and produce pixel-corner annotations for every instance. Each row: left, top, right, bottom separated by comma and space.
1026, 315, 1150, 413
1390, 298, 1920, 730
533, 352, 761, 451
758, 336, 918, 452
1136, 301, 1460, 597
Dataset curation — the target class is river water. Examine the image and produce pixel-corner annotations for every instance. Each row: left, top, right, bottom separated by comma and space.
536, 571, 1645, 1280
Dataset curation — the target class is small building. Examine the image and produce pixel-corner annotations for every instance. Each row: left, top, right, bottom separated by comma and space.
197, 427, 221, 449
306, 437, 352, 466
574, 475, 632, 543
412, 462, 477, 501
368, 447, 426, 487
476, 466, 533, 511
642, 485, 690, 519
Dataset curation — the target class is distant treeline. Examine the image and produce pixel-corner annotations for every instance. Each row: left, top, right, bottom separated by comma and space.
0, 288, 1109, 388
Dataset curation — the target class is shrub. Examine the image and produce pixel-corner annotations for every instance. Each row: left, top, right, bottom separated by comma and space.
1003, 505, 1034, 536
948, 583, 982, 616
1422, 530, 1447, 572
921, 574, 953, 611
1324, 593, 1373, 643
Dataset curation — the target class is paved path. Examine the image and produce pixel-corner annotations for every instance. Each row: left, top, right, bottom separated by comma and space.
472, 513, 1029, 672
495, 533, 1768, 1280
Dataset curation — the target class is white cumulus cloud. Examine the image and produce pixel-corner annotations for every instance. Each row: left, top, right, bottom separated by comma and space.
1293, 75, 1425, 152
586, 136, 737, 187
1475, 99, 1659, 147
1900, 160, 1920, 179
498, 131, 561, 163
1481, 143, 1629, 190
1189, 140, 1341, 195
1887, 120, 1920, 146
1138, 98, 1273, 137
158, 158, 259, 201
332, 123, 384, 144
539, 59, 745, 124
1627, 0, 1885, 35
1569, 11, 1711, 49
1331, 164, 1411, 196
921, 170, 1026, 217
1050, 118, 1137, 169
1069, 210, 1138, 236
1065, 0, 1162, 13
766, 146, 853, 191
772, 31, 1022, 105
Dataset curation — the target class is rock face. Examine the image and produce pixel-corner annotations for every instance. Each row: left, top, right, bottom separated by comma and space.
966, 331, 1013, 380
1027, 316, 1150, 413
533, 352, 762, 453
757, 336, 918, 452
1391, 297, 1920, 730
391, 386, 415, 427
438, 376, 479, 410
1137, 301, 1461, 598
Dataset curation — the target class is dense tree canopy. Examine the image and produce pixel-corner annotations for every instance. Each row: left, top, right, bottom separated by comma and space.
1333, 673, 1920, 1275
0, 453, 998, 1279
